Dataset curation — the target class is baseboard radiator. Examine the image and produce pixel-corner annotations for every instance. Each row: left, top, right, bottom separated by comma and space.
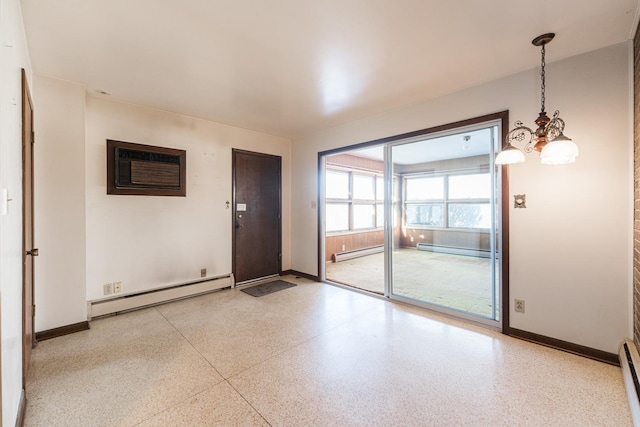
416, 243, 490, 258
333, 246, 384, 263
87, 274, 234, 320
620, 339, 640, 426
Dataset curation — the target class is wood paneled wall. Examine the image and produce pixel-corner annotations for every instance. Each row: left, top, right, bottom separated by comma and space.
326, 227, 486, 261
325, 229, 402, 261
325, 230, 384, 261
326, 153, 383, 172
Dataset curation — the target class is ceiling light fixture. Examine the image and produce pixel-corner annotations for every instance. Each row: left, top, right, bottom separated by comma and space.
495, 33, 579, 166
462, 135, 471, 151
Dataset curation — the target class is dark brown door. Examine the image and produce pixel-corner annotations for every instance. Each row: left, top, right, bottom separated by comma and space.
22, 69, 36, 387
232, 149, 281, 284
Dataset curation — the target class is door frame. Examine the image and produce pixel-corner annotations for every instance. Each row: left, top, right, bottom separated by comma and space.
21, 68, 36, 388
231, 149, 282, 284
317, 111, 510, 330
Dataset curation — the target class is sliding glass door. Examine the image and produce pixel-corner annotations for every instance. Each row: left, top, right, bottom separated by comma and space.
388, 125, 500, 323
320, 114, 505, 327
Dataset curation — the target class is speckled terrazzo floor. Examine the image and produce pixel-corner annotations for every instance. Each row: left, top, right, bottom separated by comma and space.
25, 276, 632, 426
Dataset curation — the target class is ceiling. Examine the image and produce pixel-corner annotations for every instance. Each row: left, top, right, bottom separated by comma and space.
354, 127, 494, 165
21, 0, 640, 139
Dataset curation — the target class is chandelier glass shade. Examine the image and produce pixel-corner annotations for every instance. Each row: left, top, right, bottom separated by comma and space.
495, 33, 579, 166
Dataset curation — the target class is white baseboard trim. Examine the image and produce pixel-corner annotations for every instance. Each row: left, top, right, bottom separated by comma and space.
620, 339, 640, 426
333, 246, 384, 262
88, 274, 233, 319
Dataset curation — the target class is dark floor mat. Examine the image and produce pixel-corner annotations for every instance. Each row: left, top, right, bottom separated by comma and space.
240, 280, 297, 297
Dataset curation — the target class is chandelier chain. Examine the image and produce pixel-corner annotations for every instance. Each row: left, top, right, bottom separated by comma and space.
540, 43, 546, 113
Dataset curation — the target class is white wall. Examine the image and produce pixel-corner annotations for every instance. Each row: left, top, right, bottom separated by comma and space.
33, 75, 87, 332
85, 96, 291, 301
31, 77, 292, 330
0, 0, 31, 424
291, 42, 632, 354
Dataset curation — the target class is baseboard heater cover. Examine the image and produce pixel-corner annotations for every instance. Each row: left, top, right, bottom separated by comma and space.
620, 339, 640, 426
416, 243, 491, 258
88, 274, 233, 320
333, 246, 384, 263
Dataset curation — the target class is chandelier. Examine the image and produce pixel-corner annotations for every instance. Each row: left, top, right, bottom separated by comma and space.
495, 33, 579, 165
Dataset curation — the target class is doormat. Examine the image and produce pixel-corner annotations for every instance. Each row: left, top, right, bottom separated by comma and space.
241, 280, 297, 297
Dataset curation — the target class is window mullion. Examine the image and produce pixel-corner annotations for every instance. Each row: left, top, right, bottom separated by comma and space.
443, 176, 449, 228
349, 172, 354, 231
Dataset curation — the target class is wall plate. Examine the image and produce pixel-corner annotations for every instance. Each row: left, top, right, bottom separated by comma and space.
514, 194, 526, 208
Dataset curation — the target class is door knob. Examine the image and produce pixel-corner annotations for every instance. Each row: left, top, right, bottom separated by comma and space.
27, 248, 39, 256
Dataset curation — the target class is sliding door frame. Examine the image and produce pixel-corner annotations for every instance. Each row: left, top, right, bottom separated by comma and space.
318, 111, 510, 331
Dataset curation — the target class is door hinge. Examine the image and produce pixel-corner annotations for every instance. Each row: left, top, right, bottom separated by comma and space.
32, 304, 36, 316
31, 131, 35, 145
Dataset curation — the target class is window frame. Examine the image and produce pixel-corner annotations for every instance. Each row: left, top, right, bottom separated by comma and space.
325, 166, 384, 235
403, 169, 491, 230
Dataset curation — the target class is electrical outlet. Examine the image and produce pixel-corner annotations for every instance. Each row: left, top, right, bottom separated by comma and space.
341, 244, 346, 251
113, 282, 122, 293
201, 268, 206, 278
103, 283, 113, 295
514, 299, 525, 313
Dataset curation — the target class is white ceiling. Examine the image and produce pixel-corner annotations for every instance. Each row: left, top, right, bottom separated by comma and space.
21, 0, 640, 139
